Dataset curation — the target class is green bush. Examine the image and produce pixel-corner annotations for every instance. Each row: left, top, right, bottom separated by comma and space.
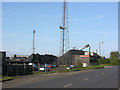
98, 59, 104, 64
98, 57, 120, 65
77, 61, 82, 68
103, 59, 110, 64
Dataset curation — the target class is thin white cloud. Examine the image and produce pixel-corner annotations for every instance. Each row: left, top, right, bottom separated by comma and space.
69, 14, 104, 22
96, 15, 104, 18
91, 30, 110, 35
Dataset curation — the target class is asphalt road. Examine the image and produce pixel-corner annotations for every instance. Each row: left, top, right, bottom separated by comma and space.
13, 66, 118, 88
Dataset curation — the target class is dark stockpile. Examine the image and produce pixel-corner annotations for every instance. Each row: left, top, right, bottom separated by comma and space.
4, 54, 58, 64
24, 53, 58, 64
65, 49, 84, 55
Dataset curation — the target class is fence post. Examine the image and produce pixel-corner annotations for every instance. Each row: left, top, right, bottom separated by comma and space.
7, 63, 9, 76
17, 64, 18, 76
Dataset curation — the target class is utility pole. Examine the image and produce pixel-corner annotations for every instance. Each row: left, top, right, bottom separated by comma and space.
96, 49, 98, 54
33, 30, 35, 54
96, 49, 98, 65
99, 42, 103, 57
102, 50, 105, 59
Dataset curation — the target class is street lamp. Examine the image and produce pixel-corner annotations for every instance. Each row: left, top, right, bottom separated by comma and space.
99, 42, 103, 57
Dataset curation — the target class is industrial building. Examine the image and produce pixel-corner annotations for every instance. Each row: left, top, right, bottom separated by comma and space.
0, 51, 6, 64
59, 49, 100, 67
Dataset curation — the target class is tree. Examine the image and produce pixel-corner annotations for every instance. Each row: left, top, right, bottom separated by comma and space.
98, 59, 104, 64
110, 57, 120, 65
110, 51, 119, 59
103, 58, 110, 64
98, 51, 120, 65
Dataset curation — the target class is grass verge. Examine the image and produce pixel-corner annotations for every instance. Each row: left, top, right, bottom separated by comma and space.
2, 76, 20, 82
2, 64, 107, 81
33, 65, 105, 74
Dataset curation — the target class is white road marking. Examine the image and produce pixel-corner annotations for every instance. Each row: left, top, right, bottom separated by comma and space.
95, 75, 98, 77
102, 73, 104, 74
64, 83, 72, 88
84, 78, 88, 80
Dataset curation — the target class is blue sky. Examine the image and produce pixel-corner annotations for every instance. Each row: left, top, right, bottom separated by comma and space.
2, 2, 118, 58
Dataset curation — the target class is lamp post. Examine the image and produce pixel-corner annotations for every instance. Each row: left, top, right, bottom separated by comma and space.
99, 42, 103, 57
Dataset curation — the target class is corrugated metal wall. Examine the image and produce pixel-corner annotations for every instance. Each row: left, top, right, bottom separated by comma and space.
2, 64, 33, 76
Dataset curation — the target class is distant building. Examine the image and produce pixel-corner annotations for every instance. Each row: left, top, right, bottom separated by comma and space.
16, 55, 29, 60
11, 54, 29, 61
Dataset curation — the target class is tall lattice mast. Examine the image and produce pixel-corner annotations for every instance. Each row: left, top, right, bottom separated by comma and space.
33, 30, 35, 54
59, 0, 69, 56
